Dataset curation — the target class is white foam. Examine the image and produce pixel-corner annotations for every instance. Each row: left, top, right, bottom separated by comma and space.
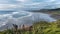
0, 11, 56, 28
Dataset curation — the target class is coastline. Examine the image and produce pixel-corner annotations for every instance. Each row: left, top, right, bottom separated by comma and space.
0, 12, 56, 31
32, 11, 60, 20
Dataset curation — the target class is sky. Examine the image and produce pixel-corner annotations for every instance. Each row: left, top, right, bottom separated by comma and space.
0, 0, 60, 10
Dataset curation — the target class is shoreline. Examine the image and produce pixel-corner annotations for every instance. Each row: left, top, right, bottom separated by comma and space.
32, 11, 60, 20
0, 12, 56, 31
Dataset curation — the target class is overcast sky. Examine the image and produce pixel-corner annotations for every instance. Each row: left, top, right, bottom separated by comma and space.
0, 0, 60, 10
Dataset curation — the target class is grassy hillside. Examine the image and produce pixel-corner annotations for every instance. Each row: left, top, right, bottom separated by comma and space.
0, 20, 60, 34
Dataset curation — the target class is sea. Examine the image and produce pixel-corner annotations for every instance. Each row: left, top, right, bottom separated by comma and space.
0, 10, 56, 31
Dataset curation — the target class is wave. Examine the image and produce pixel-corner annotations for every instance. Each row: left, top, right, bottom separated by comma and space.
0, 11, 56, 31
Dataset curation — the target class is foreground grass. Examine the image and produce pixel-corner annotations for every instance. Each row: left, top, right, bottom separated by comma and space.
0, 20, 60, 34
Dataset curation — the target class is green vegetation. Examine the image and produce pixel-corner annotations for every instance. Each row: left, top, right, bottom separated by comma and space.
0, 20, 60, 34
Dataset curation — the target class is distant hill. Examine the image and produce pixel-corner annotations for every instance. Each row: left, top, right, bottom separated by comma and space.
48, 8, 60, 11
30, 8, 60, 12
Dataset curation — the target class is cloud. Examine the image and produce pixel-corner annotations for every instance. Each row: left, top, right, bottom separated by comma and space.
0, 4, 17, 10
16, 0, 26, 2
0, 0, 18, 4
16, 0, 60, 10
0, 0, 60, 10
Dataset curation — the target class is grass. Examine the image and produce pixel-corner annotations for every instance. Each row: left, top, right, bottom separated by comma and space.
0, 20, 60, 34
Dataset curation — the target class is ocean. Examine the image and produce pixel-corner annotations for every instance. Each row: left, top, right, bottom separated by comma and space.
0, 10, 56, 31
